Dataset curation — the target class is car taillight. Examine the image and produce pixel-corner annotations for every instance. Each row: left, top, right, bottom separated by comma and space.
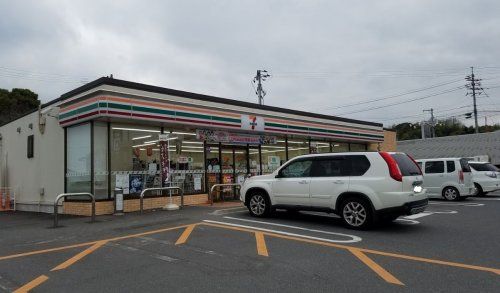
379, 152, 403, 182
407, 154, 422, 175
459, 170, 464, 184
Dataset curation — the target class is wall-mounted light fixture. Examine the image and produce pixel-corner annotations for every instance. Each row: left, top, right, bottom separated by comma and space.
16, 127, 21, 133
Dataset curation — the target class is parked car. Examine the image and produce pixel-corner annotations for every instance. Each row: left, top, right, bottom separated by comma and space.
240, 152, 427, 229
468, 162, 500, 196
416, 158, 474, 201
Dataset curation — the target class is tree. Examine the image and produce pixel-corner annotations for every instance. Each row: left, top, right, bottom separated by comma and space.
0, 88, 40, 125
393, 118, 500, 141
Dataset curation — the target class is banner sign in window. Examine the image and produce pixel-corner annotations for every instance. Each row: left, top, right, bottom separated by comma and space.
159, 134, 170, 186
196, 129, 276, 145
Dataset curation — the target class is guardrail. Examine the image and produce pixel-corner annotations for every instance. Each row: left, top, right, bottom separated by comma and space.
140, 187, 184, 213
209, 183, 242, 205
53, 193, 95, 228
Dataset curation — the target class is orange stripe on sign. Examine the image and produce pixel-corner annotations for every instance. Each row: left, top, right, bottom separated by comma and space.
265, 117, 380, 135
105, 96, 241, 118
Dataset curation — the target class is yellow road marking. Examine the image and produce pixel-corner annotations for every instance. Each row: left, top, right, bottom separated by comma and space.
51, 240, 107, 271
175, 224, 197, 245
13, 275, 49, 293
201, 222, 500, 276
360, 248, 500, 276
0, 224, 192, 261
255, 232, 269, 257
349, 248, 404, 285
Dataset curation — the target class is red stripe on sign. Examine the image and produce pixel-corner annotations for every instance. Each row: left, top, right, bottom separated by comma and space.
264, 127, 381, 142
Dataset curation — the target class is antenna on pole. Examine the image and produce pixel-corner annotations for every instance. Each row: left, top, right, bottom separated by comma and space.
253, 70, 270, 105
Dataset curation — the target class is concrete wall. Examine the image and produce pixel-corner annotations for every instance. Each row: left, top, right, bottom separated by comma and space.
0, 109, 64, 212
397, 131, 500, 164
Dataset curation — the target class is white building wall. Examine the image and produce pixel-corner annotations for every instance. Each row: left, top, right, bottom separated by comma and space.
397, 131, 500, 165
0, 109, 64, 213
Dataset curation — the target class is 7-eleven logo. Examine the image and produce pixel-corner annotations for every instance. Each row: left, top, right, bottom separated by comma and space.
241, 115, 263, 131
249, 115, 258, 130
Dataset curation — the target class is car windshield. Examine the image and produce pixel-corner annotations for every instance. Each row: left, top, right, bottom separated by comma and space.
469, 163, 499, 172
390, 153, 422, 176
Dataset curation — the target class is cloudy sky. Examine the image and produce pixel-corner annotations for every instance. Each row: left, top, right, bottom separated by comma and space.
1, 0, 500, 127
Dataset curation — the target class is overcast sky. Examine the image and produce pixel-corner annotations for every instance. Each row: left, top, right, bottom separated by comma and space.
1, 0, 500, 127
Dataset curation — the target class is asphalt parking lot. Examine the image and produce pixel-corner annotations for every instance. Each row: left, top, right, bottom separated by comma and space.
0, 195, 499, 293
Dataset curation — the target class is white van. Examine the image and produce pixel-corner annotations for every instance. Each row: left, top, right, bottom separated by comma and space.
416, 158, 474, 201
468, 162, 500, 196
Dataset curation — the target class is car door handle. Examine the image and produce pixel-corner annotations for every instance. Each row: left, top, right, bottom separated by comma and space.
333, 180, 345, 184
298, 180, 309, 184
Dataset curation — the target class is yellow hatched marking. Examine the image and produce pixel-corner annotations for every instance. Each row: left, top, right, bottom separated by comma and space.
51, 240, 107, 271
175, 224, 197, 245
13, 275, 49, 293
255, 232, 269, 257
349, 248, 404, 286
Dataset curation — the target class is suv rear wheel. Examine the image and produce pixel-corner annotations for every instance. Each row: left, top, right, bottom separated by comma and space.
248, 192, 271, 217
340, 197, 373, 229
443, 186, 460, 201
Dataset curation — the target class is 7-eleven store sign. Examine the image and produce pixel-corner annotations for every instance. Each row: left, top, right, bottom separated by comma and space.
241, 115, 264, 131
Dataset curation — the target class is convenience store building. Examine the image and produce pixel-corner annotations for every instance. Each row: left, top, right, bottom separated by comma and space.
0, 77, 395, 214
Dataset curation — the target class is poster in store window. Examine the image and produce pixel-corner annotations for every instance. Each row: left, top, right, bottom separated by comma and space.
115, 174, 130, 194
268, 156, 281, 170
193, 174, 202, 191
129, 174, 144, 194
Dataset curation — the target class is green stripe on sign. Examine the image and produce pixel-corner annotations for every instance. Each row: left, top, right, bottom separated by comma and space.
108, 103, 132, 111
265, 122, 383, 139
212, 116, 241, 123
132, 105, 175, 116
59, 103, 99, 120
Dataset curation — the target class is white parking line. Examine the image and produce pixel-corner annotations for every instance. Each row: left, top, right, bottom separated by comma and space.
428, 202, 484, 207
223, 216, 362, 243
203, 219, 362, 243
404, 210, 457, 220
209, 207, 247, 216
395, 218, 420, 225
470, 197, 500, 201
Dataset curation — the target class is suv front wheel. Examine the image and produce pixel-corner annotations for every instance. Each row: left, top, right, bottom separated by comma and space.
340, 197, 374, 229
248, 192, 271, 217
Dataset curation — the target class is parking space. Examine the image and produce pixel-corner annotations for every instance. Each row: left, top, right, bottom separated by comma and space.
0, 196, 499, 292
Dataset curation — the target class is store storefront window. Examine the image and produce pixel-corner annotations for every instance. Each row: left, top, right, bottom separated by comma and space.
248, 147, 260, 175
350, 143, 367, 151
66, 123, 91, 193
205, 144, 220, 194
110, 124, 161, 197
94, 122, 108, 199
331, 142, 349, 152
310, 141, 331, 154
261, 139, 287, 174
167, 131, 205, 194
286, 138, 309, 160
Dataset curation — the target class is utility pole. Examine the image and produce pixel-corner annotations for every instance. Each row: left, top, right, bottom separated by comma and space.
466, 67, 482, 133
253, 70, 270, 105
423, 108, 436, 138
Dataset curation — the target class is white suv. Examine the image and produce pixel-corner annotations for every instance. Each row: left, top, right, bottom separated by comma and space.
240, 152, 427, 229
468, 162, 500, 196
416, 158, 474, 201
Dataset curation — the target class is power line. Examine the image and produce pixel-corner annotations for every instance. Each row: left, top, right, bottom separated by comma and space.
319, 78, 463, 111
335, 86, 465, 116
